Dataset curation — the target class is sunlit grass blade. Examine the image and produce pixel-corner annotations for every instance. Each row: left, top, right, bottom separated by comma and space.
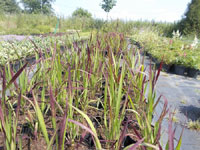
68, 119, 96, 138
47, 128, 59, 150
32, 91, 50, 145
69, 104, 102, 149
175, 128, 184, 150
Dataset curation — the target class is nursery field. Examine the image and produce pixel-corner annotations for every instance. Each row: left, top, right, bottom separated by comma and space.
0, 0, 200, 149
130, 29, 200, 78
0, 30, 187, 150
0, 20, 200, 150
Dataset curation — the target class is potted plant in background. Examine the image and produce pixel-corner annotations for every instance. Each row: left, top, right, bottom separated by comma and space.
174, 52, 187, 75
185, 55, 200, 78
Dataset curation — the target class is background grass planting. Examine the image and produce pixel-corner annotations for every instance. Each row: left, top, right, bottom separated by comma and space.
0, 32, 182, 149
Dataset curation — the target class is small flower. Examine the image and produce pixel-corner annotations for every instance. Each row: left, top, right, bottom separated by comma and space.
190, 44, 194, 49
172, 30, 182, 39
191, 35, 198, 49
169, 39, 173, 45
181, 45, 184, 50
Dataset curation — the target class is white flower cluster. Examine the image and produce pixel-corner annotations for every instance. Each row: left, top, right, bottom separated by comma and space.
0, 37, 48, 64
0, 34, 88, 65
172, 30, 182, 39
191, 35, 199, 49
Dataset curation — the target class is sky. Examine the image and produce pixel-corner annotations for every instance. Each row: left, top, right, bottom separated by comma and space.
52, 0, 191, 22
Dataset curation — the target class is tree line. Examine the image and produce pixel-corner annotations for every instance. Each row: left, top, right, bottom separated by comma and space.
0, 0, 55, 14
0, 0, 200, 36
178, 0, 200, 36
0, 0, 117, 16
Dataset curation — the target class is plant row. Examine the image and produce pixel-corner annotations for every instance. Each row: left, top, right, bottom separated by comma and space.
0, 32, 182, 149
130, 30, 200, 73
0, 32, 89, 65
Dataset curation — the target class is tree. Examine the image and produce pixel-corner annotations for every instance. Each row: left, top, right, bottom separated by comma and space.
21, 0, 55, 14
179, 0, 200, 36
100, 0, 117, 20
0, 0, 20, 13
72, 8, 92, 18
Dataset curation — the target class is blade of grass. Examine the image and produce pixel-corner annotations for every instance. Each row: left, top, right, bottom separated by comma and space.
175, 128, 184, 150
47, 128, 59, 150
9, 65, 19, 89
32, 91, 50, 145
6, 62, 28, 90
118, 117, 130, 149
168, 112, 174, 150
69, 104, 102, 149
68, 119, 96, 138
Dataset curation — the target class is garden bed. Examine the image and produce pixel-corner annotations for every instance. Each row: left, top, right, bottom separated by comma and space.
0, 32, 89, 66
0, 32, 182, 149
154, 60, 200, 78
130, 30, 200, 78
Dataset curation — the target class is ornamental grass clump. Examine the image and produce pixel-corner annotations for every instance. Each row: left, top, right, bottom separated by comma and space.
0, 32, 182, 149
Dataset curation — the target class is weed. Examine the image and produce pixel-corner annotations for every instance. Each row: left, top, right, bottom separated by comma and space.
187, 120, 200, 131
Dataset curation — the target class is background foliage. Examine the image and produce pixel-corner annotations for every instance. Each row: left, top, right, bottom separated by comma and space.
0, 0, 20, 13
0, 0, 199, 37
178, 0, 200, 36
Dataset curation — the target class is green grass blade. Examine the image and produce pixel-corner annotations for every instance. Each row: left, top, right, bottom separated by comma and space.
32, 91, 50, 145
70, 104, 102, 149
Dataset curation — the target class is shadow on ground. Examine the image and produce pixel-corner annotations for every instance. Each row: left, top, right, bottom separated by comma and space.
180, 105, 200, 121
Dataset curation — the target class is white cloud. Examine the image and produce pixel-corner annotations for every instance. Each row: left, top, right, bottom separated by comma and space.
143, 0, 156, 2
52, 5, 61, 15
52, 0, 187, 22
154, 12, 181, 22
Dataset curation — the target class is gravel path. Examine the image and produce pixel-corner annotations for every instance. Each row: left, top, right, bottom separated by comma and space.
0, 35, 32, 41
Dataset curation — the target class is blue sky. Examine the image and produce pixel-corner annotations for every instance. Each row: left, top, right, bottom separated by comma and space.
53, 0, 191, 22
